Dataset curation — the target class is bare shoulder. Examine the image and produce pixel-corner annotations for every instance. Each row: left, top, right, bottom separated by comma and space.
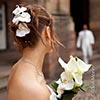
14, 79, 46, 100
8, 61, 50, 100
9, 60, 37, 80
8, 61, 36, 87
8, 76, 48, 100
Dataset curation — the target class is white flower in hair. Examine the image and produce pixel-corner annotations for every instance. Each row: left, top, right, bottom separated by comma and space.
12, 5, 31, 25
12, 5, 27, 15
16, 23, 30, 37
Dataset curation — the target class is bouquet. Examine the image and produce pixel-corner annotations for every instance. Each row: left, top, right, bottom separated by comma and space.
51, 56, 92, 100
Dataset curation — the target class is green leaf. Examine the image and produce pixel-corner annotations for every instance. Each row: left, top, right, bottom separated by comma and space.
72, 87, 81, 93
51, 81, 58, 92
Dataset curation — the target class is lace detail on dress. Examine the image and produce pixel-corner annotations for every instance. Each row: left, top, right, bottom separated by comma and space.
47, 85, 57, 100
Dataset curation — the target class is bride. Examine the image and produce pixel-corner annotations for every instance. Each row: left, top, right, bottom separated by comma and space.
8, 3, 61, 100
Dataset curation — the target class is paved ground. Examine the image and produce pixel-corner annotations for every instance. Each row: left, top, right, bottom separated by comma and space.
0, 66, 11, 100
0, 51, 100, 100
0, 88, 7, 100
73, 51, 100, 100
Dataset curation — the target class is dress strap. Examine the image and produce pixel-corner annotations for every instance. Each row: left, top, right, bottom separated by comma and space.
46, 85, 57, 100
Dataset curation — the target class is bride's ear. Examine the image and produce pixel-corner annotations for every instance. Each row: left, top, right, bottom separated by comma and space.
45, 26, 51, 39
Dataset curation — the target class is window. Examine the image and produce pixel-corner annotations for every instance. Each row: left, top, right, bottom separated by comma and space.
0, 4, 6, 50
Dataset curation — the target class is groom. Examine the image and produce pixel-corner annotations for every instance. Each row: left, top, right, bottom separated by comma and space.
76, 24, 95, 63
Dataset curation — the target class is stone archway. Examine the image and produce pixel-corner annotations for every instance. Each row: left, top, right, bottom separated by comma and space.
70, 0, 89, 36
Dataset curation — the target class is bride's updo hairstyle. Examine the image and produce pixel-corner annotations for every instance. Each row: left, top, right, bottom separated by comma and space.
9, 4, 60, 50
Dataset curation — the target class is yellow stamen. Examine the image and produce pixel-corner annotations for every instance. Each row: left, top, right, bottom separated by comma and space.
21, 13, 26, 18
62, 79, 67, 83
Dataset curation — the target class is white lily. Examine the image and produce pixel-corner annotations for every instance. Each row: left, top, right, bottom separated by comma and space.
65, 56, 83, 86
56, 72, 74, 98
72, 72, 83, 86
58, 56, 91, 87
12, 5, 31, 25
75, 56, 92, 73
58, 57, 68, 69
16, 23, 30, 37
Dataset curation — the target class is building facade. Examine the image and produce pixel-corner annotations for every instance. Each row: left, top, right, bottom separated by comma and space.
0, 0, 100, 79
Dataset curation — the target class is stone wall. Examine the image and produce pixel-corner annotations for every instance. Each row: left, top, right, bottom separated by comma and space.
0, 0, 21, 65
89, 0, 100, 51
49, 15, 76, 80
45, 0, 76, 79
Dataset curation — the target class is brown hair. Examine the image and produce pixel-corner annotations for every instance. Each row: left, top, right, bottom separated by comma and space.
9, 4, 61, 51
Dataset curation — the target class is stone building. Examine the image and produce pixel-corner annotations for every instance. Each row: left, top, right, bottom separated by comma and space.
0, 0, 100, 79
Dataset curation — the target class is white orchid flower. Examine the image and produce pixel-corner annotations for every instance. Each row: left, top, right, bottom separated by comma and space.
59, 72, 74, 90
16, 23, 30, 37
56, 72, 74, 98
12, 5, 31, 25
12, 12, 31, 25
12, 5, 27, 15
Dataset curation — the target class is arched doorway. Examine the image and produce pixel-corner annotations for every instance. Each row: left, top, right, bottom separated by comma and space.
70, 0, 89, 36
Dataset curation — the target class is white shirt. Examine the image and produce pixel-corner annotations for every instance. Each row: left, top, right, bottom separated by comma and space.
77, 29, 95, 48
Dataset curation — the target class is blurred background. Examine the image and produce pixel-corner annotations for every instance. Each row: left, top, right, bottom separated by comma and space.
0, 0, 100, 100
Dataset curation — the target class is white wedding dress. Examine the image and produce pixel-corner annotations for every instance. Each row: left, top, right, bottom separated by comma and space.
47, 85, 58, 100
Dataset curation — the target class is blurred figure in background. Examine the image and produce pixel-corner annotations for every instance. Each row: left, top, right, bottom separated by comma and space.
77, 24, 95, 63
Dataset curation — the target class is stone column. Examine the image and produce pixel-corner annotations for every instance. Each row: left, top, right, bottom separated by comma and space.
46, 0, 76, 81
90, 0, 100, 30
89, 0, 100, 51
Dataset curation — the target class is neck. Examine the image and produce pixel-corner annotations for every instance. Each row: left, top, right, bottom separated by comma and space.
22, 44, 47, 73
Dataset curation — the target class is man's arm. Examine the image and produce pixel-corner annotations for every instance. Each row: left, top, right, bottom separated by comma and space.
76, 32, 82, 48
89, 31, 95, 45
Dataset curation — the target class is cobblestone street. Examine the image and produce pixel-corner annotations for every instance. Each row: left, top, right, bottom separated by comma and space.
74, 51, 100, 100
73, 51, 100, 100
0, 88, 7, 100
